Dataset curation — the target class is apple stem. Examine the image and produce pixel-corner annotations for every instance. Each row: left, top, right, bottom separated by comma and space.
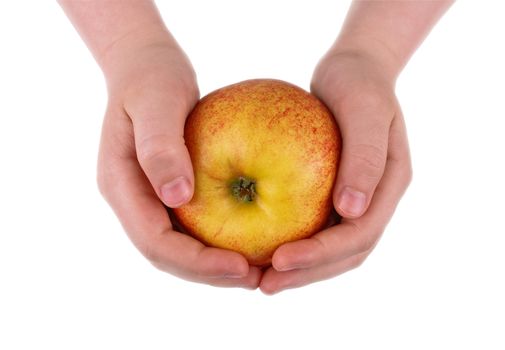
231, 176, 256, 202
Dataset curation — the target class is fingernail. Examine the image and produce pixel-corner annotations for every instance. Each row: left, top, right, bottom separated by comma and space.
223, 272, 246, 279
275, 264, 301, 272
161, 176, 191, 208
338, 187, 366, 217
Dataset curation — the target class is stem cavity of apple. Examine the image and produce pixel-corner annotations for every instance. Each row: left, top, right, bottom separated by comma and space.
230, 176, 256, 203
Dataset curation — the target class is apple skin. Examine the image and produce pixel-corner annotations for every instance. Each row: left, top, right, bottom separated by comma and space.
173, 79, 341, 266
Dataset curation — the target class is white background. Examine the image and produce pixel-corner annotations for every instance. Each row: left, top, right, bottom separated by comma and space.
1, 1, 504, 349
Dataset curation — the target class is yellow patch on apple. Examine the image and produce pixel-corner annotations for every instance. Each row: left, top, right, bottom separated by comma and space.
173, 79, 341, 266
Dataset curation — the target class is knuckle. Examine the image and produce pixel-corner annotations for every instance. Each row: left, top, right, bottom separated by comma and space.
340, 87, 391, 115
404, 163, 414, 188
150, 260, 166, 272
347, 143, 386, 178
360, 234, 376, 253
96, 162, 112, 200
137, 134, 179, 165
354, 91, 384, 110
190, 249, 216, 278
350, 253, 368, 270
139, 240, 163, 267
349, 222, 380, 253
96, 171, 107, 198
126, 71, 198, 120
394, 157, 413, 192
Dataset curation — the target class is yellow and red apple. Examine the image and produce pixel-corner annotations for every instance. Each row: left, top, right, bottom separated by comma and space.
173, 79, 341, 266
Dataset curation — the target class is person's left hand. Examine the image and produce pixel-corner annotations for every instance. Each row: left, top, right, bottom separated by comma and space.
260, 50, 413, 294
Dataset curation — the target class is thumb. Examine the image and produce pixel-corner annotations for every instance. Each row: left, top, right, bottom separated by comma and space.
334, 105, 392, 218
128, 95, 196, 208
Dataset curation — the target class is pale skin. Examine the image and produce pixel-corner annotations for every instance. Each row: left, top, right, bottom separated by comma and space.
59, 0, 453, 293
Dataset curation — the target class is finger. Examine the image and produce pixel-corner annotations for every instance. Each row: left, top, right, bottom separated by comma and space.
271, 222, 372, 272
272, 112, 411, 271
261, 250, 369, 295
98, 107, 251, 283
182, 265, 262, 290
125, 83, 198, 208
332, 93, 394, 218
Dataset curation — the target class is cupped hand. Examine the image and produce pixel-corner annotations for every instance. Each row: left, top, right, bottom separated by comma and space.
97, 39, 261, 288
260, 50, 413, 294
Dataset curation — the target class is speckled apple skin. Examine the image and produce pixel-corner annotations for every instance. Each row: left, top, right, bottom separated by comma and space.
173, 79, 341, 266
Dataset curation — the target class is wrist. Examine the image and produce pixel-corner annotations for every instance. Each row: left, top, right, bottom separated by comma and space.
99, 25, 198, 112
98, 23, 179, 82
329, 34, 404, 83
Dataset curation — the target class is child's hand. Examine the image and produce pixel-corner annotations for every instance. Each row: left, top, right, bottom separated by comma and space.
258, 0, 453, 294
58, 1, 261, 288
260, 50, 412, 294
97, 40, 261, 288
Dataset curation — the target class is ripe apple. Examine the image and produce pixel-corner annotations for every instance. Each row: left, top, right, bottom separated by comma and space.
173, 79, 341, 266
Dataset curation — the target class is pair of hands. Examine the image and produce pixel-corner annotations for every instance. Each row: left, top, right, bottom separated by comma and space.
97, 40, 412, 294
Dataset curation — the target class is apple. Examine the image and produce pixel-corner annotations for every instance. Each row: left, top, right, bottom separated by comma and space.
173, 79, 341, 266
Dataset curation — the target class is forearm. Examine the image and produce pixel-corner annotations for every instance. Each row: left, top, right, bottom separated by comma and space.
58, 0, 176, 76
332, 0, 454, 80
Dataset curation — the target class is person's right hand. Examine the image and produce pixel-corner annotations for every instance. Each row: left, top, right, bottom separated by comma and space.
96, 37, 262, 288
